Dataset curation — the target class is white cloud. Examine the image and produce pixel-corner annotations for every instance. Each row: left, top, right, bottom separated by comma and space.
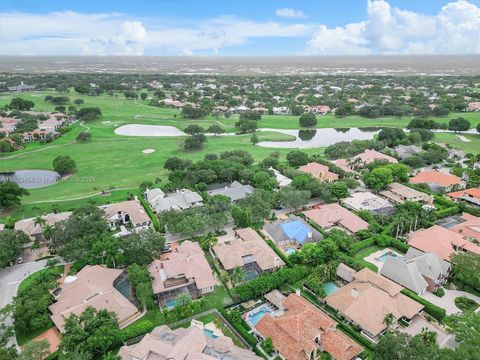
306, 0, 480, 55
0, 1, 479, 56
0, 11, 312, 55
275, 8, 307, 19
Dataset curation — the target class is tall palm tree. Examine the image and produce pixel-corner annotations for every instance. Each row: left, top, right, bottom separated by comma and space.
199, 233, 218, 251
230, 266, 246, 285
33, 215, 46, 228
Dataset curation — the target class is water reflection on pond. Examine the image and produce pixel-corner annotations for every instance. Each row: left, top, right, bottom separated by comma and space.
0, 169, 60, 189
257, 127, 384, 148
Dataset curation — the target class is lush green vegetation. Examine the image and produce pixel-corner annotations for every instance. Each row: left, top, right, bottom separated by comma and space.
454, 297, 479, 312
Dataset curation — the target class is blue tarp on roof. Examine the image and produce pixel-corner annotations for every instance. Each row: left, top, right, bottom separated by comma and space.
280, 221, 310, 244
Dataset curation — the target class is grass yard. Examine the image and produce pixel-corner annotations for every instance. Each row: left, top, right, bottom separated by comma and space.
172, 312, 245, 348
434, 132, 480, 154
1, 90, 479, 219
352, 245, 382, 272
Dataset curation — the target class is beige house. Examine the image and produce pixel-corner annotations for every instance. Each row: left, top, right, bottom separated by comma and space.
14, 212, 72, 241
102, 199, 151, 231
213, 228, 285, 279
325, 268, 424, 341
379, 182, 433, 205
148, 241, 215, 306
298, 162, 339, 182
49, 265, 139, 332
119, 323, 261, 360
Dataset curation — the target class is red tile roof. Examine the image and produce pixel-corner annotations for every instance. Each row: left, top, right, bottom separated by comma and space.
447, 188, 480, 201
256, 294, 362, 360
410, 171, 464, 187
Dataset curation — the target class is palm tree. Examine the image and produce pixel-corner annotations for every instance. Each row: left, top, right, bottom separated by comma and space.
42, 224, 55, 241
383, 313, 395, 329
199, 233, 218, 251
33, 215, 47, 228
102, 352, 120, 360
175, 293, 192, 307
230, 266, 246, 285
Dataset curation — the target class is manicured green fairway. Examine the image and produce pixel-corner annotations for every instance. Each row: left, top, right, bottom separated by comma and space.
0, 90, 479, 220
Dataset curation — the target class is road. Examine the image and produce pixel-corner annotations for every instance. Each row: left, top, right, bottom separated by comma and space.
0, 260, 51, 348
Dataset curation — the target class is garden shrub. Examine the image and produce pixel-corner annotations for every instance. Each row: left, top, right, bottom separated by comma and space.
120, 320, 155, 342
401, 289, 446, 321
348, 238, 375, 255
454, 296, 479, 312
432, 288, 445, 297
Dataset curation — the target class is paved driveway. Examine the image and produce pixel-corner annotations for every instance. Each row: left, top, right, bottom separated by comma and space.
0, 259, 60, 348
399, 314, 456, 349
422, 289, 480, 315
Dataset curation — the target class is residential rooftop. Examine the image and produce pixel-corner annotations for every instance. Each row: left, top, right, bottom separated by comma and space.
298, 162, 339, 182
102, 199, 151, 226
303, 204, 369, 234
213, 228, 285, 271
325, 268, 424, 338
380, 182, 433, 205
207, 181, 254, 201
410, 171, 465, 188
49, 265, 139, 332
408, 225, 480, 261
341, 192, 395, 215
119, 323, 261, 360
449, 213, 480, 243
256, 293, 363, 360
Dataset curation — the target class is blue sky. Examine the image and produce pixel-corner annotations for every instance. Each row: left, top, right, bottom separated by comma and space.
1, 0, 479, 56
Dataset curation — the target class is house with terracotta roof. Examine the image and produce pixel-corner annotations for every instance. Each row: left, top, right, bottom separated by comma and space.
298, 162, 339, 182
380, 182, 433, 205
119, 322, 262, 360
466, 101, 480, 111
148, 241, 215, 306
49, 265, 139, 332
447, 188, 480, 207
255, 293, 363, 360
102, 199, 151, 233
449, 213, 480, 243
408, 225, 480, 261
213, 228, 285, 280
410, 171, 466, 191
324, 268, 424, 341
14, 212, 72, 241
334, 149, 398, 173
303, 204, 369, 234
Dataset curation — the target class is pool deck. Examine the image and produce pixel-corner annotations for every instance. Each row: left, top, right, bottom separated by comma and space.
364, 248, 402, 272
244, 304, 282, 328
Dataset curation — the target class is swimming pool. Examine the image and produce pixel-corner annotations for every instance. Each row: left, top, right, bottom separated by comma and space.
323, 282, 339, 296
165, 298, 177, 308
378, 251, 398, 263
203, 329, 219, 339
247, 306, 272, 326
285, 247, 296, 255
245, 270, 259, 281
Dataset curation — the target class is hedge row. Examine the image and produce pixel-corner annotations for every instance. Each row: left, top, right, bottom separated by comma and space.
435, 206, 460, 219
261, 233, 292, 267
401, 288, 446, 321
138, 193, 160, 231
349, 238, 375, 255
434, 195, 457, 208
219, 309, 258, 348
337, 323, 375, 351
120, 319, 155, 342
339, 253, 378, 273
234, 266, 311, 301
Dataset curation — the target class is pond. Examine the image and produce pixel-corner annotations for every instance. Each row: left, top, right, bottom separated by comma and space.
256, 127, 384, 149
115, 124, 187, 137
0, 169, 60, 189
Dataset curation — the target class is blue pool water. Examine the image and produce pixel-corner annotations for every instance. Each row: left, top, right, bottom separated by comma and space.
165, 299, 177, 308
247, 307, 272, 326
204, 329, 219, 339
323, 282, 339, 296
285, 247, 296, 255
280, 221, 311, 244
378, 251, 398, 263
245, 270, 259, 281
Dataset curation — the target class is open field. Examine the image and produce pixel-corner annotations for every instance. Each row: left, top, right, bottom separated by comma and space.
0, 90, 479, 219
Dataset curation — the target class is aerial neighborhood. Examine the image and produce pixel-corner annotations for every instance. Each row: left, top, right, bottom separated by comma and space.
0, 68, 480, 360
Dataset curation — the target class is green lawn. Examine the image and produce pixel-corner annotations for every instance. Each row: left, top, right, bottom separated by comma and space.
15, 265, 64, 345
1, 90, 479, 219
352, 245, 382, 272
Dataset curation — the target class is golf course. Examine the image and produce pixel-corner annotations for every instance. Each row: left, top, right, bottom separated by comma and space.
1, 90, 479, 219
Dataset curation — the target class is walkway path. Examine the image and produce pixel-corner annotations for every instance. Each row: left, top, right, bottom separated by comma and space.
422, 289, 480, 315
23, 186, 138, 204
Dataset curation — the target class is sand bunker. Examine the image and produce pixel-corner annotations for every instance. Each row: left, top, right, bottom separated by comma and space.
143, 149, 155, 154
115, 124, 186, 137
457, 135, 471, 142
102, 121, 111, 124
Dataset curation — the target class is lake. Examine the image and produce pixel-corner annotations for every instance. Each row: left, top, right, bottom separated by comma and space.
0, 169, 60, 189
256, 127, 384, 148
